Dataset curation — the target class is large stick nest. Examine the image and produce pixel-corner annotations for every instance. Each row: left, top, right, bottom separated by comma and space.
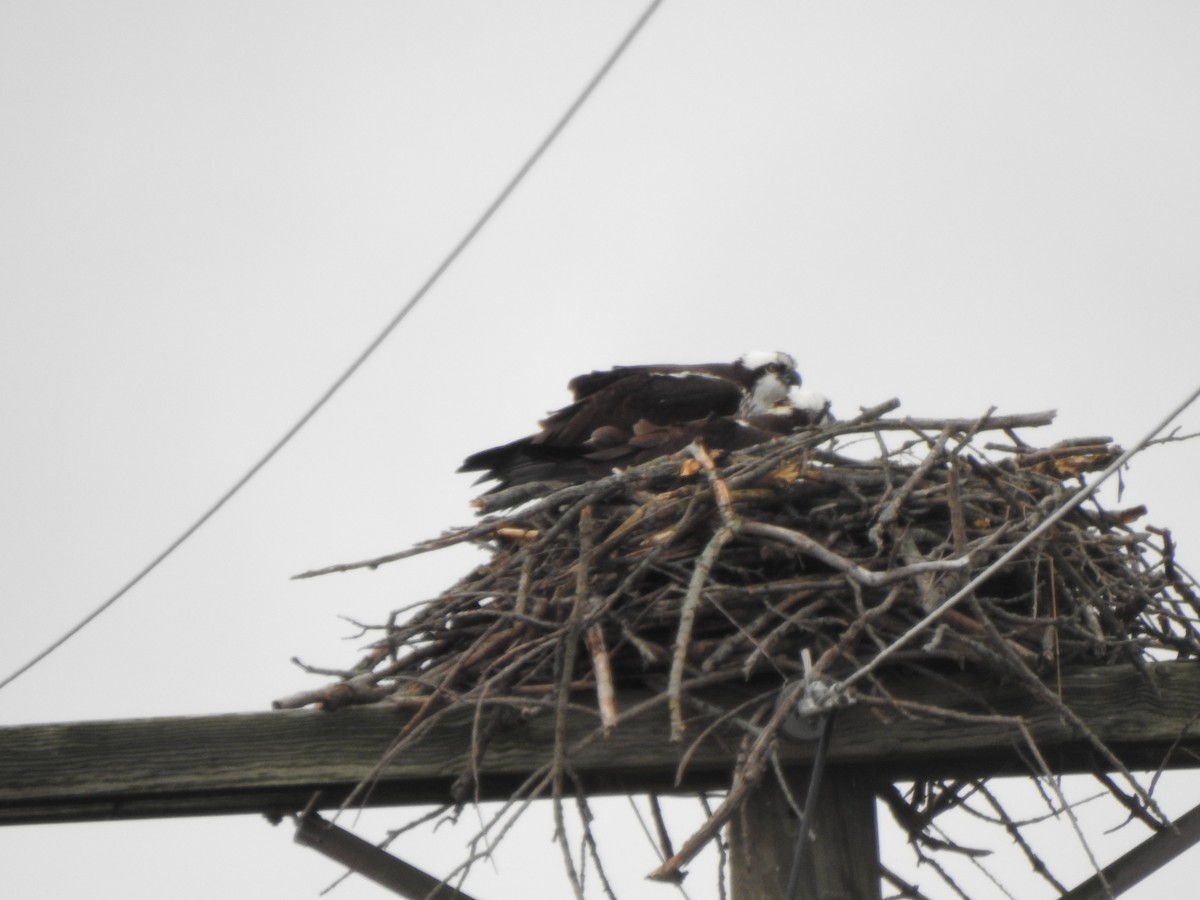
284, 400, 1200, 894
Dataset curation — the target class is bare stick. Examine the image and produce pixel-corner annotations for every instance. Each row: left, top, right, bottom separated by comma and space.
688, 441, 736, 525
739, 520, 972, 587
585, 616, 618, 737
670, 524, 737, 740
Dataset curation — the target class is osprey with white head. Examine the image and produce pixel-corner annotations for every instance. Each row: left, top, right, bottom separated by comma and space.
460, 351, 828, 492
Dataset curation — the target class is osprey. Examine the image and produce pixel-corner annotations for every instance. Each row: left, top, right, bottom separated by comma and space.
460, 351, 829, 492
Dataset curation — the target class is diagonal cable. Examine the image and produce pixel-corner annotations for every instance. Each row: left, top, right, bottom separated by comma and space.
0, 0, 667, 694
837, 381, 1200, 696
784, 709, 838, 900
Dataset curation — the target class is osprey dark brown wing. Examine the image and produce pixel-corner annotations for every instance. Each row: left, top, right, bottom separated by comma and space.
535, 371, 745, 447
568, 362, 750, 400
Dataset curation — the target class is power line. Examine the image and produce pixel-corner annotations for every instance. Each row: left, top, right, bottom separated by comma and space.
0, 0, 667, 694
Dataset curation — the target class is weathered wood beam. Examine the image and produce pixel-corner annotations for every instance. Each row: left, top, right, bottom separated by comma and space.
729, 766, 881, 900
1, 662, 1198, 826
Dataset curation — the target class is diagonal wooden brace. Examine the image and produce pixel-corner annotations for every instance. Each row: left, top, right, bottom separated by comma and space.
295, 810, 478, 900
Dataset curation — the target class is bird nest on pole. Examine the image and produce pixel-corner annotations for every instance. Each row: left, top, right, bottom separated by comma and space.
285, 399, 1199, 896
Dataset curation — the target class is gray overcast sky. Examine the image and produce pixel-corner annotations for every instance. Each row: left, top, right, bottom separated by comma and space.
2, 2, 1199, 897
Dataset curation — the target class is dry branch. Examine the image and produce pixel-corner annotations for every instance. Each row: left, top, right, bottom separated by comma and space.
286, 402, 1198, 897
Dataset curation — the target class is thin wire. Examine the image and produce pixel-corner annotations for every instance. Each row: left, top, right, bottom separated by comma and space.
837, 382, 1200, 696
784, 709, 838, 900
624, 797, 695, 900
0, 0, 667, 695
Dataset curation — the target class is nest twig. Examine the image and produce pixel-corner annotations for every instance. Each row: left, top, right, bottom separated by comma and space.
283, 402, 1200, 894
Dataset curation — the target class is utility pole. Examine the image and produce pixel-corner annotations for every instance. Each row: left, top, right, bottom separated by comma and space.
729, 766, 880, 899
